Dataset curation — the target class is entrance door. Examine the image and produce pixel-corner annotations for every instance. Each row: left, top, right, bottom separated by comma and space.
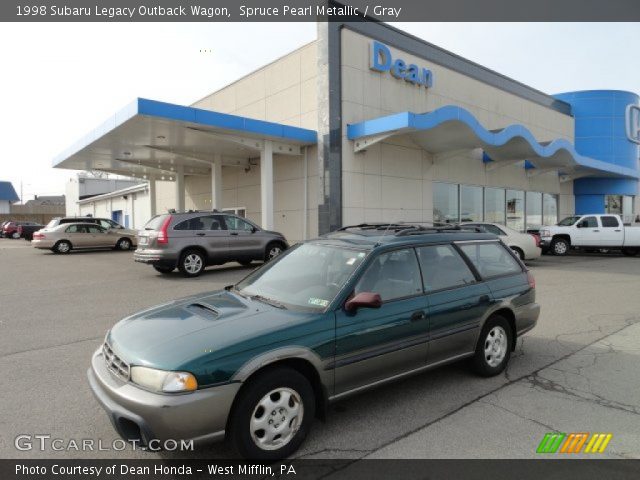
111, 210, 123, 225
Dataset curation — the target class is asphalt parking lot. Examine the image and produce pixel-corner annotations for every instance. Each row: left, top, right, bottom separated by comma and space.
1, 238, 639, 461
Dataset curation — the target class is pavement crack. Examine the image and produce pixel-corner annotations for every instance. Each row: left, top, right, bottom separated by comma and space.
0, 335, 103, 359
480, 398, 557, 431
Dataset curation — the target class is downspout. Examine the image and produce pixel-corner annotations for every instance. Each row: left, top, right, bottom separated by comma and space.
303, 146, 308, 240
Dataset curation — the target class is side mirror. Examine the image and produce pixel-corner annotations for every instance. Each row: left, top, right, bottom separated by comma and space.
251, 226, 258, 233
576, 221, 584, 228
345, 292, 382, 313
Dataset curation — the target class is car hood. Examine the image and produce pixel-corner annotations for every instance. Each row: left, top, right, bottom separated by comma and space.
106, 290, 320, 370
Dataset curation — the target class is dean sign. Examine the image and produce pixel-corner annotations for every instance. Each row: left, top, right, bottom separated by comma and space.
370, 41, 434, 88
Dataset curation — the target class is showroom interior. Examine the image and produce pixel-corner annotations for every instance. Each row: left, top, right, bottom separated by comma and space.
54, 21, 640, 240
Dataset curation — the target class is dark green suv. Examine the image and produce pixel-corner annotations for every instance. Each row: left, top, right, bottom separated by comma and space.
88, 224, 539, 460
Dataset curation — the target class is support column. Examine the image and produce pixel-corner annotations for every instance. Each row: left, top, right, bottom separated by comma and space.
148, 179, 156, 216
211, 154, 222, 211
260, 140, 274, 230
175, 165, 185, 212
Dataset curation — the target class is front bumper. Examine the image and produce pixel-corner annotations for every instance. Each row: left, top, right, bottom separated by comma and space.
87, 349, 240, 444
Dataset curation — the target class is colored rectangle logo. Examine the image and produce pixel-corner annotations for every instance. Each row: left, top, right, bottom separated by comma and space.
537, 433, 612, 454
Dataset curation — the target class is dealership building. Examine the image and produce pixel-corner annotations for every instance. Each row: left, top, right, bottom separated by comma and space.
55, 22, 640, 239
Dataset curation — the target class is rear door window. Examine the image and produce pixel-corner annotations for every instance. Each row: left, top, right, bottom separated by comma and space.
65, 225, 86, 233
417, 244, 476, 292
601, 216, 619, 228
174, 215, 227, 231
87, 225, 105, 234
458, 242, 522, 278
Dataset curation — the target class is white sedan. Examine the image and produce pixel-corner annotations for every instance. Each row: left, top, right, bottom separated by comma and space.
461, 222, 541, 261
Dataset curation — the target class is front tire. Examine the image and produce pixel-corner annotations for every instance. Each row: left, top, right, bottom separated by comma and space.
622, 248, 638, 257
551, 238, 569, 256
229, 367, 315, 461
178, 250, 205, 277
54, 240, 72, 254
264, 242, 285, 262
511, 247, 525, 261
471, 315, 512, 377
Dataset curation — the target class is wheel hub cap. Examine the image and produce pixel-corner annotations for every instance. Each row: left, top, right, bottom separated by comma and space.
184, 254, 202, 273
484, 326, 507, 367
250, 387, 303, 451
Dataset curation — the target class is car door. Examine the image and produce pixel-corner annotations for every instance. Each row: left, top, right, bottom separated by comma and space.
418, 244, 492, 365
225, 215, 264, 261
599, 215, 624, 246
333, 248, 429, 395
86, 224, 111, 247
574, 216, 599, 246
64, 224, 89, 247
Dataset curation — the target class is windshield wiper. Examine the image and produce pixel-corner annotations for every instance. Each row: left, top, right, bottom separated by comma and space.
250, 294, 287, 309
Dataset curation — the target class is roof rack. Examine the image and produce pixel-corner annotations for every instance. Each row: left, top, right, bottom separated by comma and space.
395, 224, 484, 236
337, 222, 484, 236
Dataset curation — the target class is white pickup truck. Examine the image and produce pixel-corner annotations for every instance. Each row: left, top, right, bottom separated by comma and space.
540, 214, 640, 256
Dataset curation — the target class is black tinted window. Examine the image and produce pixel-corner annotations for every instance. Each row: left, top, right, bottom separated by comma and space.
601, 216, 619, 228
459, 242, 522, 278
65, 225, 86, 233
174, 215, 226, 231
355, 248, 422, 301
582, 216, 598, 228
87, 225, 105, 234
226, 216, 255, 231
417, 245, 476, 292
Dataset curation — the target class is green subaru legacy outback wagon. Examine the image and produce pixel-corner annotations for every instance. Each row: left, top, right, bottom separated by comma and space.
88, 224, 539, 460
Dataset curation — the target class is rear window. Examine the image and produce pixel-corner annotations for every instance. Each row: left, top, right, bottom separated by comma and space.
601, 216, 619, 228
144, 215, 170, 231
458, 242, 522, 278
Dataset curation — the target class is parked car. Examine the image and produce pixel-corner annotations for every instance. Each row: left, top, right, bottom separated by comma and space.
134, 211, 289, 277
0, 221, 10, 237
88, 223, 539, 460
45, 216, 130, 231
32, 222, 137, 253
17, 223, 44, 241
539, 214, 640, 256
2, 221, 42, 239
461, 222, 541, 261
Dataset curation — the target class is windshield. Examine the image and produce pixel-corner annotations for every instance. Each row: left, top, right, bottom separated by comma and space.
557, 216, 581, 226
235, 243, 369, 311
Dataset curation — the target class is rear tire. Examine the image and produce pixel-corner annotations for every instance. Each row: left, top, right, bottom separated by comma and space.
551, 238, 569, 256
178, 250, 205, 277
153, 265, 174, 274
229, 367, 315, 461
511, 247, 525, 261
11, 231, 20, 239
471, 315, 512, 377
116, 237, 132, 251
54, 240, 72, 254
622, 248, 638, 257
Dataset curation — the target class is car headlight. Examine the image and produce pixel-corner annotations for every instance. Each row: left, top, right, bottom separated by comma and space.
130, 366, 198, 393
540, 229, 550, 237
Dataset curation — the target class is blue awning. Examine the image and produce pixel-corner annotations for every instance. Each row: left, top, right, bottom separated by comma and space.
53, 98, 317, 180
347, 106, 639, 180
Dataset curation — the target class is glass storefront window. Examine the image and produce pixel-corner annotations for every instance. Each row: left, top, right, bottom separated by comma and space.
622, 196, 634, 224
484, 188, 505, 224
543, 194, 558, 226
506, 190, 525, 232
525, 191, 543, 231
605, 195, 623, 214
433, 182, 459, 224
460, 185, 483, 222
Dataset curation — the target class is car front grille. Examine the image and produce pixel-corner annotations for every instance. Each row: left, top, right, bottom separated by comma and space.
103, 342, 130, 381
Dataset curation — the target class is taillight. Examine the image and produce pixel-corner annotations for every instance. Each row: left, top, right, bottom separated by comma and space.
157, 216, 172, 244
33, 232, 45, 239
527, 271, 536, 289
531, 234, 541, 247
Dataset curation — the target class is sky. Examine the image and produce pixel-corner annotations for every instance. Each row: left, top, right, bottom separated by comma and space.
0, 22, 638, 201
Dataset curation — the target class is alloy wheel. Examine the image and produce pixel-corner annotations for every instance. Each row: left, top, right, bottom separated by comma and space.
554, 241, 567, 255
183, 253, 203, 274
484, 326, 507, 367
249, 387, 304, 451
268, 246, 283, 259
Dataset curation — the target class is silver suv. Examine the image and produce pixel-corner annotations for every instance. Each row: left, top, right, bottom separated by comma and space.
134, 211, 288, 277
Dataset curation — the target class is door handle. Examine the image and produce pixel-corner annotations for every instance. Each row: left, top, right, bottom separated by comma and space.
615, 230, 621, 232
410, 311, 426, 322
593, 229, 600, 232
196, 233, 206, 236
230, 232, 239, 236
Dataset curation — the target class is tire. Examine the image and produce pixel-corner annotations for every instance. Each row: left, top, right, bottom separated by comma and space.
511, 247, 525, 261
11, 231, 20, 239
551, 238, 569, 256
153, 265, 174, 274
178, 250, 206, 277
116, 237, 132, 251
471, 315, 513, 377
264, 242, 285, 262
622, 248, 638, 257
54, 240, 72, 254
229, 367, 315, 461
